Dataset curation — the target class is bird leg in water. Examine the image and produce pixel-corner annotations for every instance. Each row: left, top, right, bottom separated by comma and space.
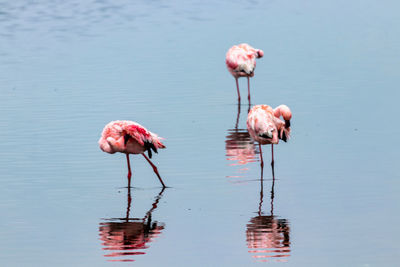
126, 187, 132, 220
259, 143, 264, 168
142, 153, 166, 188
271, 157, 276, 181
260, 158, 264, 180
235, 78, 241, 102
247, 77, 251, 103
258, 171, 264, 216
271, 144, 274, 167
235, 103, 241, 129
270, 162, 276, 215
126, 154, 132, 188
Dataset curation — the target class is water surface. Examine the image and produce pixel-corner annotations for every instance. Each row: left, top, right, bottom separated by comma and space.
0, 0, 399, 266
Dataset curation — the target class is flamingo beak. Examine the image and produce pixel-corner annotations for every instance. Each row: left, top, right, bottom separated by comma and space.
285, 120, 290, 128
280, 130, 288, 142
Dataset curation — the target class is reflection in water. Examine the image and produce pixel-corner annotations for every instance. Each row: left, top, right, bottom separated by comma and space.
99, 188, 165, 262
226, 104, 258, 179
246, 167, 291, 262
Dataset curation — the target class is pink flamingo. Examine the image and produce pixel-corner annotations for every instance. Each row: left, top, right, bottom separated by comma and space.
226, 43, 264, 102
98, 120, 166, 188
247, 105, 292, 167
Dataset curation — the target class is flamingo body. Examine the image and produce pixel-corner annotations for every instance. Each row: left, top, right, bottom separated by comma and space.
247, 105, 292, 165
99, 120, 166, 188
226, 43, 264, 101
226, 43, 263, 78
99, 120, 165, 156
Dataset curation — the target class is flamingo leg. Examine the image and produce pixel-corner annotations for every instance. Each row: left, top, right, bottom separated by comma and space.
259, 143, 265, 216
126, 153, 132, 188
235, 78, 241, 102
142, 153, 166, 188
260, 157, 264, 181
247, 77, 251, 103
259, 143, 264, 168
258, 170, 264, 216
235, 103, 241, 129
270, 162, 275, 215
126, 187, 132, 220
271, 144, 274, 167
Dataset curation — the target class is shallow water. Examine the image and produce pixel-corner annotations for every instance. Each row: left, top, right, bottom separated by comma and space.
1, 0, 399, 266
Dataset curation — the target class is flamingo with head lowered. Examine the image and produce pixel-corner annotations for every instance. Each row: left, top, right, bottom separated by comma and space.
247, 105, 292, 167
99, 120, 166, 188
226, 43, 264, 103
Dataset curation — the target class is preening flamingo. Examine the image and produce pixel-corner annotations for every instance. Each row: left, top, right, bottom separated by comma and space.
98, 120, 166, 188
226, 43, 264, 102
247, 105, 292, 167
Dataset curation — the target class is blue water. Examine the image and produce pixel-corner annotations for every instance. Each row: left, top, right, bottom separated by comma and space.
1, 0, 399, 266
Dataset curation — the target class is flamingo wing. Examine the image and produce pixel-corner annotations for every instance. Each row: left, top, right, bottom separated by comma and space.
124, 123, 165, 158
226, 52, 239, 70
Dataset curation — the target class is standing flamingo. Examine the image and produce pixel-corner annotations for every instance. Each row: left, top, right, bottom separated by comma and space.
99, 120, 166, 188
226, 43, 264, 102
247, 105, 292, 167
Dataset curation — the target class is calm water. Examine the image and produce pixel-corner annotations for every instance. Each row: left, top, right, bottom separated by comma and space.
1, 0, 399, 266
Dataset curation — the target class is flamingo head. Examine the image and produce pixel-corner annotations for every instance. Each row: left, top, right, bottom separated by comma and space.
256, 49, 264, 58
275, 105, 292, 128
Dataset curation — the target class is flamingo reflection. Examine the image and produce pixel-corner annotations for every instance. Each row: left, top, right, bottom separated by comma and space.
99, 188, 166, 262
226, 104, 258, 179
246, 166, 291, 262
